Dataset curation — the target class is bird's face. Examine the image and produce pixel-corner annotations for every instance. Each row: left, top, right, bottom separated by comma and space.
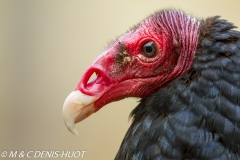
62, 10, 200, 135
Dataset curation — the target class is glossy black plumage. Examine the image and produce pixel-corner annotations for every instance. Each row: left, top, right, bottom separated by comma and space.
115, 16, 240, 159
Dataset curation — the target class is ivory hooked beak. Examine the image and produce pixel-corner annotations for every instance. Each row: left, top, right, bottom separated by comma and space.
62, 90, 97, 135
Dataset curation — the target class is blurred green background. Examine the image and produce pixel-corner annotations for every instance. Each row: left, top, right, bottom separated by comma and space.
1, 0, 240, 159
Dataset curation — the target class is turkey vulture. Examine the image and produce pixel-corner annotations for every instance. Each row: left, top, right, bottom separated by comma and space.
62, 9, 240, 159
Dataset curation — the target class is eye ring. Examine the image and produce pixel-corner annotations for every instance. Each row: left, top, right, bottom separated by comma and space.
141, 41, 157, 58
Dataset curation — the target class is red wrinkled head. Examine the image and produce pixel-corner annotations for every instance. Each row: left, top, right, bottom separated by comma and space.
63, 10, 200, 135
77, 10, 200, 109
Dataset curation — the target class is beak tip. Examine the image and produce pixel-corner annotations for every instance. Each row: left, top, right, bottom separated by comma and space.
62, 90, 97, 136
65, 122, 79, 136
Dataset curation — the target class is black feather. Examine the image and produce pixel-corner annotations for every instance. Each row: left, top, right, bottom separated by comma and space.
115, 14, 240, 160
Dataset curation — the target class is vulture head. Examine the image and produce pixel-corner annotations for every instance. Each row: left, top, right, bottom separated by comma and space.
62, 10, 200, 135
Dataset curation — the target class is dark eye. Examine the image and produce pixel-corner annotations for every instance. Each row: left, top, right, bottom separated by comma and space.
141, 41, 157, 58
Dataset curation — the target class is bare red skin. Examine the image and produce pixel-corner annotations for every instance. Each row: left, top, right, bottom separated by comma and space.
75, 11, 200, 110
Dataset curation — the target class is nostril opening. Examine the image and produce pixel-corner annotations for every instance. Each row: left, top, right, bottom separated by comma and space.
79, 67, 108, 95
78, 67, 109, 95
86, 71, 103, 86
87, 72, 98, 85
